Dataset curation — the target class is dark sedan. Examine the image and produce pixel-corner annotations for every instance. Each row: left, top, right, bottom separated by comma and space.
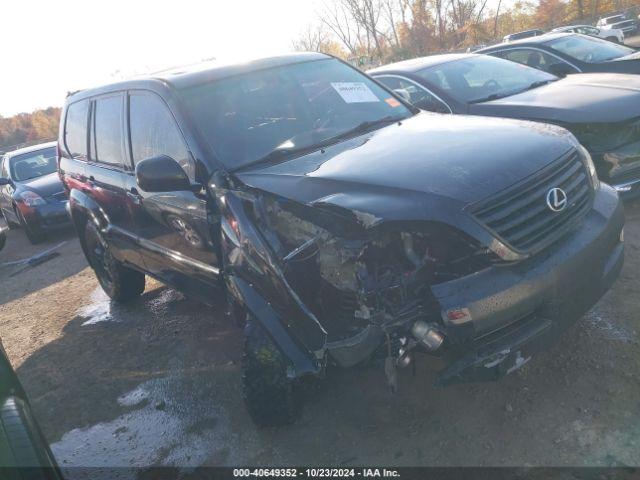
0, 142, 70, 244
477, 33, 640, 76
369, 53, 640, 196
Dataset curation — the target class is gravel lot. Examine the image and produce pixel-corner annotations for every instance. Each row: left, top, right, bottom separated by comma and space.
0, 198, 640, 475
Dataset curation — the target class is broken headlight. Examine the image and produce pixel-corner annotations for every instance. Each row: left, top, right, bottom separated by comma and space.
19, 191, 46, 207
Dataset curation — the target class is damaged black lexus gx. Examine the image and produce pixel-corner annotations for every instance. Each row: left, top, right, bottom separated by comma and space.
58, 53, 624, 426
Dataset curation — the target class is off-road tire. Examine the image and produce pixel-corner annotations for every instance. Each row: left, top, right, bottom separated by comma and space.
242, 319, 299, 427
84, 222, 145, 303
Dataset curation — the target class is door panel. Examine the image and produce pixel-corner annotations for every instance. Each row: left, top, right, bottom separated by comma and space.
125, 91, 220, 295
87, 94, 144, 269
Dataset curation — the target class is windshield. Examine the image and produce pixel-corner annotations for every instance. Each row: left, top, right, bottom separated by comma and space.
9, 147, 57, 181
547, 35, 635, 63
178, 58, 412, 170
416, 55, 557, 104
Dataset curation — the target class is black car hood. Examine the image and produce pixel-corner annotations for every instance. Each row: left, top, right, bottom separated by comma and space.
470, 73, 640, 124
18, 173, 64, 198
235, 113, 574, 225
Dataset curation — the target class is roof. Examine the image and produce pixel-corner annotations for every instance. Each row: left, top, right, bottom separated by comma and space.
505, 29, 544, 36
4, 141, 57, 159
479, 32, 572, 51
368, 53, 476, 74
552, 25, 584, 31
68, 52, 330, 101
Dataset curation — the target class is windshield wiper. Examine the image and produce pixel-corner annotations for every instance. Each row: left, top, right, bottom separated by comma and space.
234, 144, 317, 172
325, 115, 404, 143
469, 93, 510, 104
521, 79, 554, 91
233, 115, 404, 172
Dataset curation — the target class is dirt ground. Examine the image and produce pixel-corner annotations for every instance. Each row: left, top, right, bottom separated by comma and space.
625, 34, 640, 47
1, 199, 640, 476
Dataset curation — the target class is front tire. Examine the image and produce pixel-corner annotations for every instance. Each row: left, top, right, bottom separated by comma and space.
242, 319, 300, 427
83, 221, 145, 302
16, 207, 44, 244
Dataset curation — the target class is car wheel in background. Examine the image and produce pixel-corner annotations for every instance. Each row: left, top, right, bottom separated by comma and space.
242, 318, 301, 427
606, 36, 620, 43
83, 221, 145, 302
15, 207, 44, 244
3, 207, 20, 229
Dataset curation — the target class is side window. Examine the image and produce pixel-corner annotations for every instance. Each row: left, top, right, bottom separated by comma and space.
128, 93, 194, 181
377, 76, 449, 113
500, 49, 575, 75
92, 95, 125, 166
64, 100, 89, 160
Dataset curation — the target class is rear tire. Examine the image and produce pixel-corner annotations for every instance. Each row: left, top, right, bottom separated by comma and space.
16, 208, 44, 244
242, 318, 300, 427
83, 221, 145, 303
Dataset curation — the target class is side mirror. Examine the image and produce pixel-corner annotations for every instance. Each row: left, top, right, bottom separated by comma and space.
0, 178, 11, 186
415, 98, 449, 114
135, 155, 191, 193
549, 62, 575, 78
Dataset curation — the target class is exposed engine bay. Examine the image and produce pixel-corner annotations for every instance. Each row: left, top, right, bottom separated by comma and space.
240, 193, 495, 387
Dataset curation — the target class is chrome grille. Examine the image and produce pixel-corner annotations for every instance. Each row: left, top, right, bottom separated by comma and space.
470, 151, 592, 254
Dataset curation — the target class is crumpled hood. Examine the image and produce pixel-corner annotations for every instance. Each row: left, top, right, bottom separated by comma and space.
470, 73, 640, 124
235, 112, 574, 224
20, 172, 64, 198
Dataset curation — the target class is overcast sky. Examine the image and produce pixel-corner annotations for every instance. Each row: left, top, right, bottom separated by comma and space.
1, 0, 320, 116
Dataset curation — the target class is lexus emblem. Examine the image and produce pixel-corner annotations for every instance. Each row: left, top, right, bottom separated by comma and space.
546, 188, 567, 212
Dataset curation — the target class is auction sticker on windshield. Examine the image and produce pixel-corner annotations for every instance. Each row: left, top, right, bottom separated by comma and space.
331, 82, 379, 103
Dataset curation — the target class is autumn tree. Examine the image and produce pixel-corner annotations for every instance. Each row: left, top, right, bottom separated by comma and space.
0, 107, 61, 152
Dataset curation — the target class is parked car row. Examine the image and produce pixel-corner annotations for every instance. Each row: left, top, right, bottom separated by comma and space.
503, 11, 638, 45
369, 51, 640, 195
50, 48, 631, 427
552, 24, 625, 44
479, 33, 640, 76
597, 13, 638, 36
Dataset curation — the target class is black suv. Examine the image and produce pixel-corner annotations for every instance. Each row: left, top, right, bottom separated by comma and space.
58, 53, 624, 426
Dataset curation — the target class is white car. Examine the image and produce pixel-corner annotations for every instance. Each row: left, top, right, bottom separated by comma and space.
552, 24, 624, 43
596, 14, 637, 36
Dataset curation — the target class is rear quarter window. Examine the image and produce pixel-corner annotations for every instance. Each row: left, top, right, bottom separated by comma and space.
64, 100, 89, 160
